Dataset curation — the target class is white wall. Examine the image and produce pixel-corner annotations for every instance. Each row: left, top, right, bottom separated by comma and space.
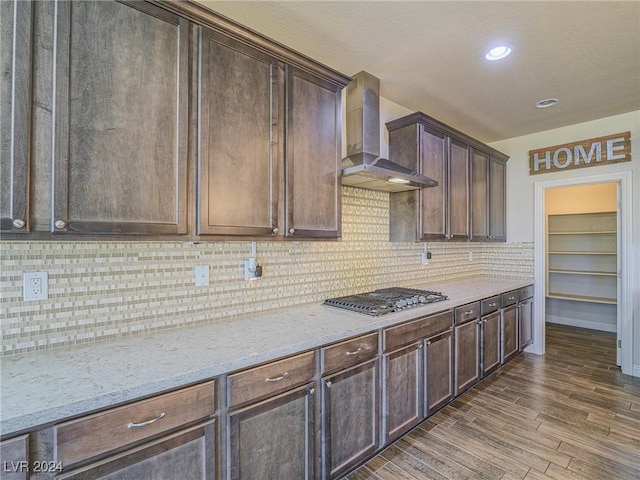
490, 110, 640, 374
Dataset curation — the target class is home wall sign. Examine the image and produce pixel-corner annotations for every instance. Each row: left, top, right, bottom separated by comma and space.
529, 132, 631, 175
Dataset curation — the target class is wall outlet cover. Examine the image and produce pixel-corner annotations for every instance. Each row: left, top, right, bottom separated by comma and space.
194, 265, 209, 287
23, 271, 48, 301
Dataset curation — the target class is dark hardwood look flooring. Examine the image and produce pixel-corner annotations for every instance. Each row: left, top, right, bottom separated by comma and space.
345, 324, 640, 480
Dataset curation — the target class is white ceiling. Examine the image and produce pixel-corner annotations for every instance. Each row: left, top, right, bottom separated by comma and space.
198, 1, 640, 143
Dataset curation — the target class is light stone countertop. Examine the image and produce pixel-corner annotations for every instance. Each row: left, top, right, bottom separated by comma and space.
0, 275, 532, 437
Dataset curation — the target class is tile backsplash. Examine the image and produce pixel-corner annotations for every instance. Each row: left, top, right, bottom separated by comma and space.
1, 187, 533, 356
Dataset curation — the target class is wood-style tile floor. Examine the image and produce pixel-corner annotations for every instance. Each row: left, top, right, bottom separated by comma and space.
345, 324, 640, 480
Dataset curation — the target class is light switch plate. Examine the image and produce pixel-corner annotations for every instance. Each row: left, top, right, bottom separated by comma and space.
23, 271, 48, 301
194, 265, 209, 287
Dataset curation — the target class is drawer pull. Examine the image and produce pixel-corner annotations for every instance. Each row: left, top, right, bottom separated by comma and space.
464, 310, 474, 315
489, 302, 497, 307
264, 372, 289, 383
345, 347, 363, 356
127, 412, 166, 429
508, 296, 515, 300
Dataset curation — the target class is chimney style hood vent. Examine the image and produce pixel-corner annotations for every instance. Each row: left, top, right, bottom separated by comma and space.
341, 71, 437, 192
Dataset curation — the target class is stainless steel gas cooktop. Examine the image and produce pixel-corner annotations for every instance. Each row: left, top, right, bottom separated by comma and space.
323, 287, 448, 316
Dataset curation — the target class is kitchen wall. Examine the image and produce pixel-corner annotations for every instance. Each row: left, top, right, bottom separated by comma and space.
490, 110, 640, 374
0, 186, 533, 356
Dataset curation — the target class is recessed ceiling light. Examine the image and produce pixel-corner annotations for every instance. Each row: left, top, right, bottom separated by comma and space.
536, 98, 558, 108
485, 45, 512, 61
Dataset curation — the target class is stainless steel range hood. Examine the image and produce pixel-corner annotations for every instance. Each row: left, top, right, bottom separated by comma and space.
341, 71, 437, 192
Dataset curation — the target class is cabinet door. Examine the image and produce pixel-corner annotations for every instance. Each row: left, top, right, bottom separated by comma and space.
285, 67, 342, 238
501, 306, 519, 363
57, 421, 215, 480
383, 342, 423, 442
0, 0, 32, 234
470, 149, 489, 241
419, 126, 447, 239
229, 385, 314, 480
51, 1, 188, 235
519, 298, 534, 350
198, 28, 280, 237
481, 311, 501, 377
0, 434, 29, 480
322, 360, 378, 479
448, 139, 469, 240
425, 330, 453, 415
454, 320, 480, 395
489, 158, 506, 241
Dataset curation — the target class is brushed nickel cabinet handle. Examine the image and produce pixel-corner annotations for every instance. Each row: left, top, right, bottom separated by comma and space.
508, 296, 515, 300
489, 303, 497, 307
417, 343, 423, 349
289, 228, 295, 234
265, 372, 289, 383
464, 310, 474, 315
345, 347, 363, 356
127, 412, 166, 429
12, 219, 25, 229
272, 228, 278, 234
308, 387, 315, 395
326, 381, 332, 388
54, 220, 67, 229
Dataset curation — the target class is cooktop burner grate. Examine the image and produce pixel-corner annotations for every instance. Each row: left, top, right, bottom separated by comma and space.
323, 287, 448, 316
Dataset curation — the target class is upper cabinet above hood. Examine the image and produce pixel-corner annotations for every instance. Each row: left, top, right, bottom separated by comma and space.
340, 72, 438, 192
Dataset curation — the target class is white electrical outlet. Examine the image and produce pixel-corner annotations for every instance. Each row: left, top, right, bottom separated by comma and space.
23, 271, 48, 301
194, 265, 209, 287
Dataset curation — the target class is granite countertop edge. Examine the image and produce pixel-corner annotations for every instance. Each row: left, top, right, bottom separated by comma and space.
0, 275, 533, 437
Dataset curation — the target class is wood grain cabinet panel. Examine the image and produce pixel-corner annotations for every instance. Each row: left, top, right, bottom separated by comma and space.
448, 140, 469, 240
489, 157, 506, 241
383, 310, 452, 352
54, 381, 215, 468
56, 421, 215, 480
50, 0, 188, 235
285, 67, 342, 239
0, 434, 29, 480
454, 319, 480, 396
229, 384, 314, 480
322, 332, 378, 375
519, 296, 534, 351
425, 329, 453, 415
383, 342, 423, 442
322, 359, 379, 479
228, 350, 315, 408
0, 0, 32, 234
481, 310, 501, 377
198, 28, 280, 237
501, 305, 519, 363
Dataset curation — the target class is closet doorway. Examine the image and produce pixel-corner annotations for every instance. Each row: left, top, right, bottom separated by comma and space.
532, 172, 632, 376
545, 183, 619, 362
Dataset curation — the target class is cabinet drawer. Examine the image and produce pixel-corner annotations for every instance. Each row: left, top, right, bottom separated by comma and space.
481, 296, 501, 316
454, 302, 480, 324
54, 381, 215, 468
502, 290, 518, 307
322, 332, 378, 375
0, 434, 29, 480
518, 285, 534, 301
228, 350, 315, 408
384, 310, 453, 352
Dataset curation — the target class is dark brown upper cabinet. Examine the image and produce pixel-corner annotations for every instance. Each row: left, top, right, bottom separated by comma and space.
2, 0, 349, 240
470, 150, 507, 242
50, 0, 189, 235
285, 67, 343, 239
1, 0, 33, 234
198, 28, 281, 237
387, 112, 508, 242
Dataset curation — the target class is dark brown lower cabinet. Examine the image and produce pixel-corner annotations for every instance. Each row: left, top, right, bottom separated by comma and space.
322, 360, 379, 479
0, 434, 29, 480
501, 305, 519, 363
229, 384, 314, 480
425, 330, 453, 415
481, 311, 501, 377
519, 297, 534, 350
383, 342, 423, 442
454, 319, 480, 396
56, 421, 215, 480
